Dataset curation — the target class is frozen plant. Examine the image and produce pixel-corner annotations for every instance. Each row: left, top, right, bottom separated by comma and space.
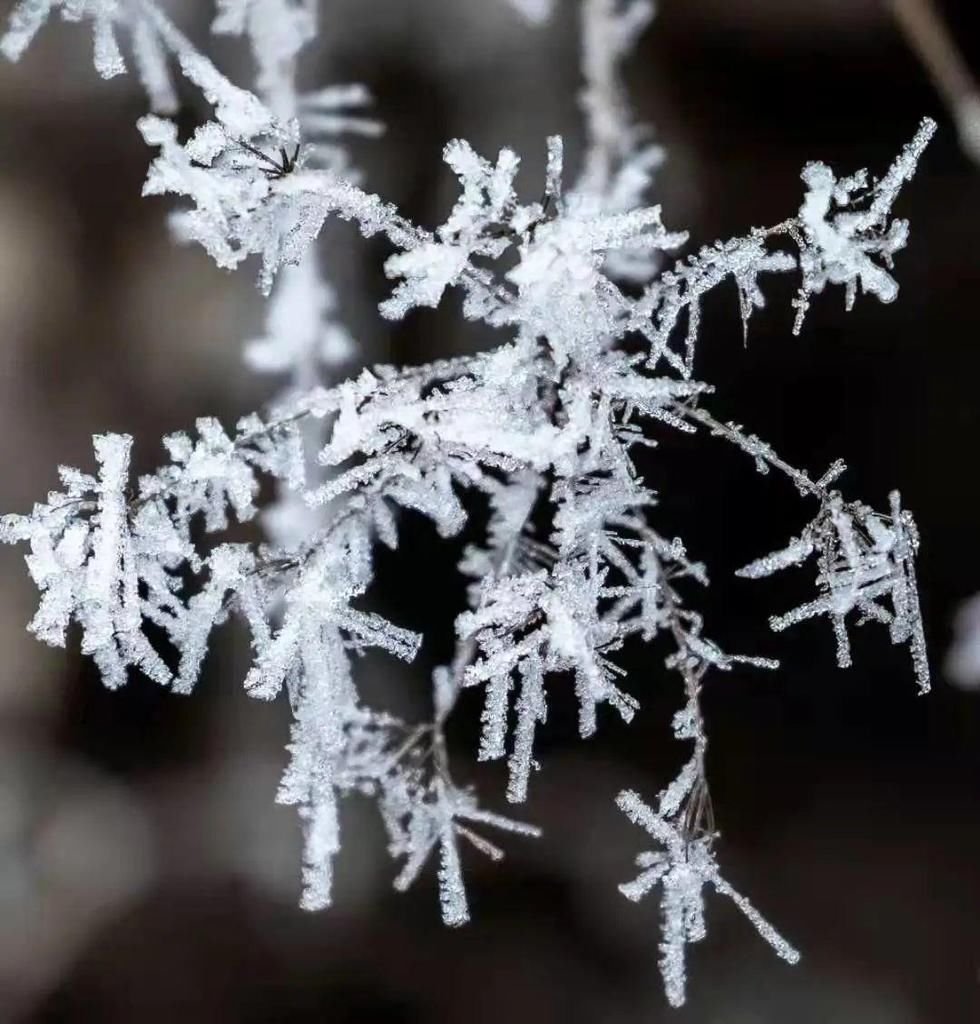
0, 0, 933, 1008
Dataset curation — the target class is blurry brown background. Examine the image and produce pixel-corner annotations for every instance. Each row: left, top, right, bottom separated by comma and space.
1, 0, 979, 1020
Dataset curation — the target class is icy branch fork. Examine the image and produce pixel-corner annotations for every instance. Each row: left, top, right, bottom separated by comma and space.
1, 0, 933, 1007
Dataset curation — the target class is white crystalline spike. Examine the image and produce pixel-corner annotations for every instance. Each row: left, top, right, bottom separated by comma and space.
298, 787, 340, 911
478, 672, 511, 762
93, 642, 127, 691
131, 15, 178, 114
659, 870, 692, 1007
236, 573, 271, 650
392, 825, 437, 894
487, 149, 521, 222
618, 859, 668, 902
832, 614, 852, 668
736, 536, 814, 579
455, 825, 504, 861
340, 609, 422, 662
709, 871, 801, 966
544, 135, 564, 205
437, 827, 469, 927
87, 434, 132, 605
92, 11, 125, 79
299, 111, 382, 139
506, 653, 546, 803
891, 500, 930, 694
657, 756, 698, 819
458, 806, 541, 839
22, 523, 85, 646
575, 668, 599, 738
616, 789, 676, 848
274, 617, 358, 913
816, 458, 847, 488
83, 433, 134, 661
122, 629, 172, 686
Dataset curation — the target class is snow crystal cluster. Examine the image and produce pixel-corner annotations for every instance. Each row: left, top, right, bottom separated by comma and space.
1, 0, 933, 1007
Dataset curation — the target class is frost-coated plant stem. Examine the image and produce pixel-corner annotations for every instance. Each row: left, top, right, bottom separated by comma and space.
0, 0, 934, 1008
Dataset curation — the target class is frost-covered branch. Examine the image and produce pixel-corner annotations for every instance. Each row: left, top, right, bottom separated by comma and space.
0, 0, 935, 1006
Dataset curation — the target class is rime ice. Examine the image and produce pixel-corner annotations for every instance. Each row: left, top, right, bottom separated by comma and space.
1, 0, 934, 1006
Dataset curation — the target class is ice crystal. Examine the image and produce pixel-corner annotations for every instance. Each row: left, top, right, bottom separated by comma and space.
793, 118, 936, 333
1, 0, 935, 1005
1, 433, 176, 689
738, 490, 930, 693
386, 777, 539, 926
241, 531, 421, 702
617, 787, 800, 1008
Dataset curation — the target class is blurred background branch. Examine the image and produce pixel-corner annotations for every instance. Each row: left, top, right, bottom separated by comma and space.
888, 0, 980, 163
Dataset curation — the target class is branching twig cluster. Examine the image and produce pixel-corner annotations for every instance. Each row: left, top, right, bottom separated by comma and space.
0, 0, 932, 1007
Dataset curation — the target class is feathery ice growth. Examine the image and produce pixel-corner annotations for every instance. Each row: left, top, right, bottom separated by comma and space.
0, 0, 933, 1007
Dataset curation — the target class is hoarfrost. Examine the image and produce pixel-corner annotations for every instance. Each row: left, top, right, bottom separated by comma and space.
0, 0, 935, 1003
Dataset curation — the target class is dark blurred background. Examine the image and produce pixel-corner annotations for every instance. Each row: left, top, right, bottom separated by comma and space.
1, 0, 979, 1020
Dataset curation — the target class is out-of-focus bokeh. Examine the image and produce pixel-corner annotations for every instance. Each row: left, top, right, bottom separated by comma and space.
1, 1, 979, 1020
